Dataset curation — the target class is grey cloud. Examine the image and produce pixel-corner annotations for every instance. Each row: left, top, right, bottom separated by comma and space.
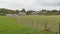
34, 0, 60, 6
0, 0, 60, 10
42, 1, 60, 6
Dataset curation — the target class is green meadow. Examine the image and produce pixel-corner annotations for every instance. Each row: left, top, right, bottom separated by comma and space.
19, 15, 60, 32
0, 16, 53, 34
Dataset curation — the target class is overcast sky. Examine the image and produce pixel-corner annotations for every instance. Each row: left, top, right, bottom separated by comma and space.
0, 0, 60, 10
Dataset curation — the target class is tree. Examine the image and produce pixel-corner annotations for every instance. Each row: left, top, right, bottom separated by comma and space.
26, 10, 33, 15
15, 10, 19, 14
21, 9, 26, 12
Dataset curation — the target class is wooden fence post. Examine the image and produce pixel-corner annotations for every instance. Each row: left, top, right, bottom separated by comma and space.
59, 23, 60, 34
31, 21, 34, 27
36, 21, 38, 29
45, 22, 47, 31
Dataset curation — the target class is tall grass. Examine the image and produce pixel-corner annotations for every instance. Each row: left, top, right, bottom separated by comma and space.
0, 16, 53, 34
19, 15, 59, 32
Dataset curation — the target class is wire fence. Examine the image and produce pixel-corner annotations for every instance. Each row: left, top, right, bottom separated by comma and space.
11, 15, 59, 34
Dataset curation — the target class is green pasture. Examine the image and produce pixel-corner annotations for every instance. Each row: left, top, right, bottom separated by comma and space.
0, 16, 52, 34
19, 15, 60, 32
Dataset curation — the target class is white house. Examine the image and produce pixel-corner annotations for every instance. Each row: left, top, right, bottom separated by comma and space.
5, 14, 19, 17
5, 14, 13, 16
18, 12, 26, 16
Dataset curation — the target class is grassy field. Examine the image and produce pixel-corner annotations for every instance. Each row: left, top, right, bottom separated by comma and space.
0, 16, 53, 34
19, 15, 60, 32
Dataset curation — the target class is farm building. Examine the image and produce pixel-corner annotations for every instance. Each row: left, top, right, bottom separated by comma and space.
18, 12, 26, 16
5, 14, 19, 16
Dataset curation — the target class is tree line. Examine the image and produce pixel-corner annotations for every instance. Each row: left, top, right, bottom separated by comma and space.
0, 8, 60, 16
